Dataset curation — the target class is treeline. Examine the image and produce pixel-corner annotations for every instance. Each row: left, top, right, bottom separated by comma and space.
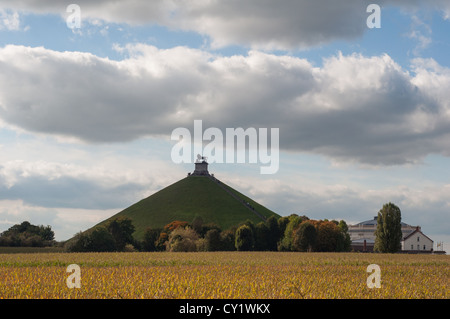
0, 221, 55, 247
66, 214, 351, 252
65, 218, 135, 252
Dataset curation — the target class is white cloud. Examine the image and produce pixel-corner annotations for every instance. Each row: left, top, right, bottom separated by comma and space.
407, 15, 433, 56
0, 132, 186, 210
0, 0, 449, 49
0, 8, 20, 30
219, 168, 450, 240
0, 158, 181, 208
168, 0, 370, 50
1, 45, 450, 165
0, 199, 118, 240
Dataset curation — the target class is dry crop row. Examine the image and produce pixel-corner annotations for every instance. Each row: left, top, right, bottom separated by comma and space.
0, 252, 448, 299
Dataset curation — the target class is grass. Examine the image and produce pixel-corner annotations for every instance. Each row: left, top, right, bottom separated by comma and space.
95, 176, 279, 240
0, 252, 448, 299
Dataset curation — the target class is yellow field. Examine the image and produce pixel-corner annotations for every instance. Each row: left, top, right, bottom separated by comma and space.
0, 252, 448, 299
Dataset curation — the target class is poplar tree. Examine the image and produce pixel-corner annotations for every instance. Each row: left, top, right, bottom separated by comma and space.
374, 203, 403, 253
235, 225, 254, 251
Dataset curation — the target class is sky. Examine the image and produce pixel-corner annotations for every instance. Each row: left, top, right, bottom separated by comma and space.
0, 0, 449, 251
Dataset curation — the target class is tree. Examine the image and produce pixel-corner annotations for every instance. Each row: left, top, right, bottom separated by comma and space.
235, 225, 254, 251
220, 229, 236, 251
336, 220, 351, 252
279, 214, 304, 251
22, 234, 44, 247
312, 220, 342, 252
292, 221, 317, 252
201, 223, 222, 238
0, 221, 55, 247
66, 218, 135, 252
163, 220, 189, 233
277, 216, 290, 239
374, 202, 402, 253
65, 227, 116, 252
265, 216, 281, 251
142, 228, 161, 252
106, 217, 135, 251
204, 228, 222, 251
191, 216, 204, 235
254, 222, 270, 251
65, 231, 91, 252
39, 225, 55, 241
155, 232, 168, 251
166, 227, 199, 252
240, 220, 256, 235
88, 227, 116, 252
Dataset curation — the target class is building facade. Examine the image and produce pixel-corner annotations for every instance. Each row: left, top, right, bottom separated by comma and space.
348, 216, 433, 253
402, 228, 434, 253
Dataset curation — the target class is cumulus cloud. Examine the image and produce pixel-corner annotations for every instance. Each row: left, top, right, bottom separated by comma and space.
0, 199, 118, 240
0, 155, 184, 210
0, 160, 139, 209
220, 171, 450, 238
1, 44, 450, 165
168, 0, 370, 50
0, 45, 204, 142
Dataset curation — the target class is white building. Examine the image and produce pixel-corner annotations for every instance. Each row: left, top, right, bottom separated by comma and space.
402, 228, 434, 253
348, 216, 433, 253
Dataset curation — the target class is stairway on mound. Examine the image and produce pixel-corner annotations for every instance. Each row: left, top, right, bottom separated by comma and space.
207, 175, 267, 222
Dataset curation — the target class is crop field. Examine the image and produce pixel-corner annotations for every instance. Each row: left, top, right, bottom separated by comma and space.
0, 252, 448, 299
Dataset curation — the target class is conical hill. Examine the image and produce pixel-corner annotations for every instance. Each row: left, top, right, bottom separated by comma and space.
96, 175, 279, 240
